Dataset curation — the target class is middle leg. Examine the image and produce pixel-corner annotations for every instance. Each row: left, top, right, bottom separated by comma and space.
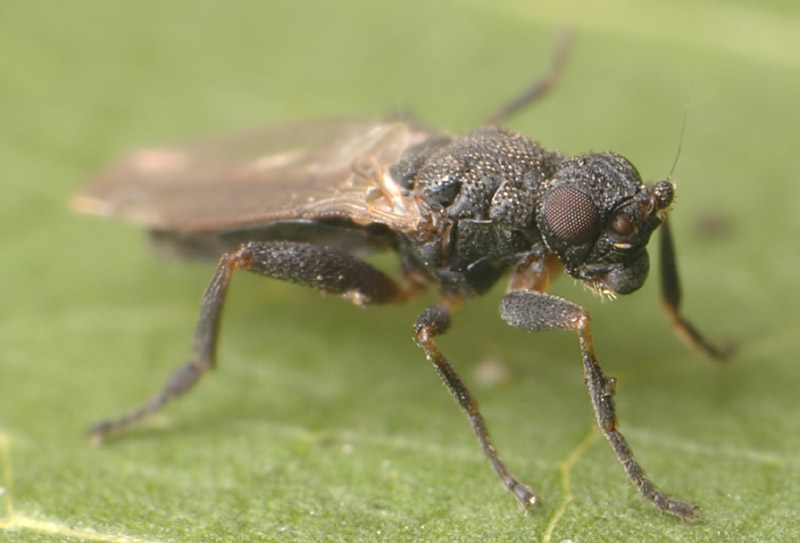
415, 305, 538, 508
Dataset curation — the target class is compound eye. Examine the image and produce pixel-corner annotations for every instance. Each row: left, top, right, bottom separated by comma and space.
611, 213, 635, 236
543, 185, 600, 244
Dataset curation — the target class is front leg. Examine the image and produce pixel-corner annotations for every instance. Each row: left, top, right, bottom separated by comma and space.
501, 290, 698, 521
415, 306, 538, 508
660, 218, 729, 359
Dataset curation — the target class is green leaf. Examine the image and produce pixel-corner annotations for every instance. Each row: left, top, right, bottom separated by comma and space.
2, 0, 798, 541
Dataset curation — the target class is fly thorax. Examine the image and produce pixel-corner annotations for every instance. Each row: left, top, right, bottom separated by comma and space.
395, 126, 563, 295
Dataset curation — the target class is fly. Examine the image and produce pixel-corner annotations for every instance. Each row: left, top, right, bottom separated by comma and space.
73, 35, 726, 520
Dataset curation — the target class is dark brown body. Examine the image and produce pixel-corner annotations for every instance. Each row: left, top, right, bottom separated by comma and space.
76, 116, 725, 520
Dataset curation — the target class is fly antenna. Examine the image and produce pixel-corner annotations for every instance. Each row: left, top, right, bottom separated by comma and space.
666, 100, 691, 184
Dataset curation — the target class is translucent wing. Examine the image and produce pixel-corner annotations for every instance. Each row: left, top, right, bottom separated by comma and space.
74, 119, 445, 233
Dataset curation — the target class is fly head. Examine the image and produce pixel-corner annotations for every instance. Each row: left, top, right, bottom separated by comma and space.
537, 152, 674, 296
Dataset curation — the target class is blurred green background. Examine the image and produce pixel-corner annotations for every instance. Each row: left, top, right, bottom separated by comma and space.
2, 1, 799, 541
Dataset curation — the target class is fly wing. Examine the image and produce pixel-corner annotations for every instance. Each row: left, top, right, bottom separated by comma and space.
73, 119, 446, 233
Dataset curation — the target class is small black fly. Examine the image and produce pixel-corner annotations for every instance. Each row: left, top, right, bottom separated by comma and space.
74, 35, 726, 520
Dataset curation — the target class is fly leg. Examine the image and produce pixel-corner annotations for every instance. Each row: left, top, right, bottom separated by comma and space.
90, 241, 409, 443
484, 29, 572, 125
500, 290, 698, 521
660, 218, 730, 359
414, 305, 538, 508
